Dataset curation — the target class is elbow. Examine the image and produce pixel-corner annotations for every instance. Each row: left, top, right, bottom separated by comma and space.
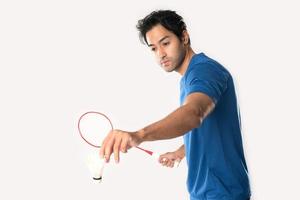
187, 104, 204, 129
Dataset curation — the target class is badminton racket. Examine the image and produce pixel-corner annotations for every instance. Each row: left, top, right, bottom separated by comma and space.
77, 111, 159, 160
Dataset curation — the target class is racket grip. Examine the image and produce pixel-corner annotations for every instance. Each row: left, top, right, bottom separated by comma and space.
135, 146, 153, 156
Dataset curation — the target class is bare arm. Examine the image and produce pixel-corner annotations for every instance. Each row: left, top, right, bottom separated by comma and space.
136, 92, 215, 142
99, 92, 215, 163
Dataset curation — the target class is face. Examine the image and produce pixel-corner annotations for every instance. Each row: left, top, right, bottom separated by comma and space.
146, 24, 187, 72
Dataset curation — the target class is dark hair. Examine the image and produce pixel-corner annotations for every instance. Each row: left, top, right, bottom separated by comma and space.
136, 10, 190, 45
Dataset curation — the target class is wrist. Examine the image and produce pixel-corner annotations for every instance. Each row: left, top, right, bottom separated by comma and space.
176, 147, 185, 159
135, 129, 145, 144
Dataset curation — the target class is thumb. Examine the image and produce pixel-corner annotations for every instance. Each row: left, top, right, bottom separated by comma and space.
158, 154, 168, 163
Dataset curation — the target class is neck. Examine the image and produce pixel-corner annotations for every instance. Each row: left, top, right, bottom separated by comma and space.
175, 47, 195, 76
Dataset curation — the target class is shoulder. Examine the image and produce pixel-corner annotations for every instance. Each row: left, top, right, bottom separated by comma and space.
184, 53, 231, 83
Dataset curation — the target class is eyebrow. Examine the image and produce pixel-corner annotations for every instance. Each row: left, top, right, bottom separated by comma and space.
148, 36, 170, 47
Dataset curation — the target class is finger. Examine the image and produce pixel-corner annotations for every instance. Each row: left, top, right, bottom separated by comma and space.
162, 159, 168, 166
120, 136, 129, 153
113, 137, 122, 163
99, 132, 111, 158
167, 161, 173, 168
99, 141, 108, 159
159, 152, 172, 162
104, 137, 115, 163
158, 156, 164, 163
99, 146, 105, 159
159, 155, 165, 163
162, 157, 167, 163
175, 158, 181, 167
170, 161, 175, 168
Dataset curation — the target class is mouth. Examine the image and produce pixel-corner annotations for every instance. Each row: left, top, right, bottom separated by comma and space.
160, 60, 170, 65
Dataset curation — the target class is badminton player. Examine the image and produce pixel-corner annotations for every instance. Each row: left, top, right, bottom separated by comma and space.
99, 10, 251, 200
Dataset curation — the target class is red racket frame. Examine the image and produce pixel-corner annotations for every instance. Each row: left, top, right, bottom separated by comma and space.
78, 111, 154, 155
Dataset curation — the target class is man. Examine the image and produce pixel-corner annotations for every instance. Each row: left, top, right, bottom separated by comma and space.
99, 10, 251, 200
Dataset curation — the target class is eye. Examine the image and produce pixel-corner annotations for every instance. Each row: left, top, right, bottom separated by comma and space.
162, 42, 170, 46
150, 47, 156, 52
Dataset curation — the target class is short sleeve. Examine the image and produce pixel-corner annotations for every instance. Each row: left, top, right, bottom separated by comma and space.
184, 63, 230, 103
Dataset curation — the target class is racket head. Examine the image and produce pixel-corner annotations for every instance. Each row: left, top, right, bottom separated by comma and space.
78, 111, 113, 148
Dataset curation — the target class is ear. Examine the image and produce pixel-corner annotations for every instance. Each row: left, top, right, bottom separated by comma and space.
182, 30, 190, 45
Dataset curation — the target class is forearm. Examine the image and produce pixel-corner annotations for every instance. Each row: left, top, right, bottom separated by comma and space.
136, 104, 203, 142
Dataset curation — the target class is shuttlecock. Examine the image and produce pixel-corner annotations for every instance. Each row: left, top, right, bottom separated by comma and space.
86, 153, 105, 183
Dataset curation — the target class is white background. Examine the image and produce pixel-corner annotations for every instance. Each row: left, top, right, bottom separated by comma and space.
1, 0, 299, 199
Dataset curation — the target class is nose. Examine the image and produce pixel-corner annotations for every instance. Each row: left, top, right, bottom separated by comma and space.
157, 46, 166, 60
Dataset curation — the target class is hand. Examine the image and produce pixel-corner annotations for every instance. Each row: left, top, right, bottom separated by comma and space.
158, 151, 182, 168
99, 129, 142, 163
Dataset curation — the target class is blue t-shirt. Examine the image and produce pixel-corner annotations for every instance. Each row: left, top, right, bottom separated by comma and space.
180, 53, 251, 200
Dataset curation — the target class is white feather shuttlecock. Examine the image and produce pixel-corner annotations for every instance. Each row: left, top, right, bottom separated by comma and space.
86, 153, 105, 183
